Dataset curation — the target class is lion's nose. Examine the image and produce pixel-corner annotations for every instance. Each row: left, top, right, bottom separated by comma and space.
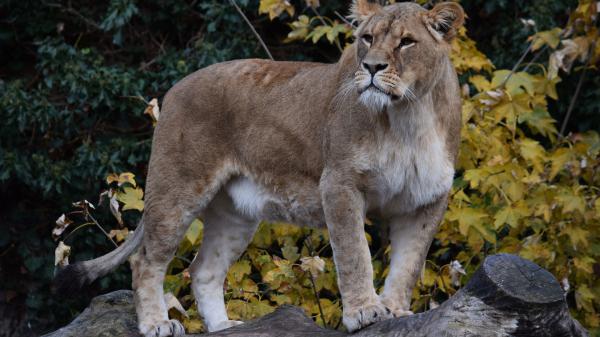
362, 62, 388, 75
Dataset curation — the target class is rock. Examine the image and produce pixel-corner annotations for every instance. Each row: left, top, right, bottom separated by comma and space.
42, 290, 140, 337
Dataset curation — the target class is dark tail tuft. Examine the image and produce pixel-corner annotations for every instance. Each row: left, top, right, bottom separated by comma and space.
53, 263, 91, 297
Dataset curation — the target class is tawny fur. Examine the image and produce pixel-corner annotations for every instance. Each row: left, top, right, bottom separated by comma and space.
55, 2, 464, 336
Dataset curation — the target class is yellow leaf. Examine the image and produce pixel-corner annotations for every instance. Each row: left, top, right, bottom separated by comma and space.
308, 25, 331, 44
106, 172, 136, 187
185, 219, 203, 245
494, 94, 532, 131
529, 28, 562, 51
492, 70, 536, 96
555, 188, 586, 214
548, 148, 572, 180
493, 201, 530, 229
469, 75, 492, 92
108, 228, 130, 243
249, 298, 275, 318
106, 173, 119, 185
259, 0, 294, 20
286, 15, 310, 42
117, 186, 144, 211
420, 268, 437, 287
228, 260, 251, 283
573, 256, 595, 273
446, 206, 489, 237
463, 168, 486, 189
575, 285, 595, 312
182, 318, 204, 334
519, 139, 546, 173
562, 225, 589, 249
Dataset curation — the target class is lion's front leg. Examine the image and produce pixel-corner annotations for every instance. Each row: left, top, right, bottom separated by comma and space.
381, 197, 448, 316
321, 176, 393, 332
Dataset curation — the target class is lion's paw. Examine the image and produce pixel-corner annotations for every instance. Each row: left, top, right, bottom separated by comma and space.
390, 308, 413, 317
342, 300, 394, 332
211, 319, 244, 331
380, 298, 414, 317
140, 319, 185, 337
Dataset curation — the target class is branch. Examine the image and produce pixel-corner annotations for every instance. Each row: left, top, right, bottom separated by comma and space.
499, 41, 533, 89
333, 10, 356, 27
559, 42, 595, 137
228, 0, 274, 60
43, 2, 101, 30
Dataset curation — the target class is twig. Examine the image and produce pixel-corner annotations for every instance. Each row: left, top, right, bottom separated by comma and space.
559, 43, 594, 136
499, 41, 533, 89
522, 45, 549, 73
229, 0, 274, 60
175, 255, 192, 264
63, 222, 96, 242
86, 212, 119, 248
309, 6, 328, 27
44, 2, 101, 30
304, 236, 327, 328
308, 270, 327, 327
334, 10, 356, 27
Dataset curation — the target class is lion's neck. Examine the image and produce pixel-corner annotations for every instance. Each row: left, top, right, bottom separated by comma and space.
385, 94, 437, 142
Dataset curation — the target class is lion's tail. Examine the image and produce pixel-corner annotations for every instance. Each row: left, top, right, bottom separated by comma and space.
54, 221, 144, 294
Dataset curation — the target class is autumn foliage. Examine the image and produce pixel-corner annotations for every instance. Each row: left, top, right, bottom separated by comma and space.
50, 0, 599, 334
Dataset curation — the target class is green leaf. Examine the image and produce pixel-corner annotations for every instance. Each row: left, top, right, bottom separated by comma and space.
518, 108, 557, 138
281, 242, 300, 263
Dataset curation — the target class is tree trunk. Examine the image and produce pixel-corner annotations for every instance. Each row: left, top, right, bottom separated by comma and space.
43, 254, 588, 337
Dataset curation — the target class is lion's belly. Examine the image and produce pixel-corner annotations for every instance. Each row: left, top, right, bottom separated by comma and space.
365, 133, 454, 216
226, 176, 325, 227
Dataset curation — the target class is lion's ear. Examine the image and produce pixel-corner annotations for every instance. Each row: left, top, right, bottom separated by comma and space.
349, 0, 382, 23
423, 2, 465, 42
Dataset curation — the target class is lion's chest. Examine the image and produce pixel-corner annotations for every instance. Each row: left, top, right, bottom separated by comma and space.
363, 131, 454, 215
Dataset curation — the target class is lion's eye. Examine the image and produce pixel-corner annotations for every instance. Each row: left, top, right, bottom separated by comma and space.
362, 34, 373, 45
398, 37, 416, 49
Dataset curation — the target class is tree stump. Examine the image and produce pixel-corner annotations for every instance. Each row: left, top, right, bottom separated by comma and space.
43, 254, 588, 337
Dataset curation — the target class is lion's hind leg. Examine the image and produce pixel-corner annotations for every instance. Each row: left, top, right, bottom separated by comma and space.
189, 191, 259, 332
130, 201, 194, 337
131, 178, 222, 337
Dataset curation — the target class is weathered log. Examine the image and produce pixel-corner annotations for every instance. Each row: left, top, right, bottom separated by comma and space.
43, 254, 588, 337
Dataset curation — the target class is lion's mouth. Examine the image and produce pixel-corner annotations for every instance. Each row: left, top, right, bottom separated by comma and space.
365, 84, 400, 100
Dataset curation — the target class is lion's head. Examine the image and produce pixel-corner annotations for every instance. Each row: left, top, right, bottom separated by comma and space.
350, 0, 464, 111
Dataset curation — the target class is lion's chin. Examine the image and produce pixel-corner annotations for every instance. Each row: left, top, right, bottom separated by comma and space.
359, 87, 393, 112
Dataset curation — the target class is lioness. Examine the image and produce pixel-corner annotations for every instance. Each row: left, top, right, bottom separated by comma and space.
56, 1, 464, 336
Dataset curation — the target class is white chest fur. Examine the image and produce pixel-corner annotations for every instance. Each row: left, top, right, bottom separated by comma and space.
362, 103, 454, 214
